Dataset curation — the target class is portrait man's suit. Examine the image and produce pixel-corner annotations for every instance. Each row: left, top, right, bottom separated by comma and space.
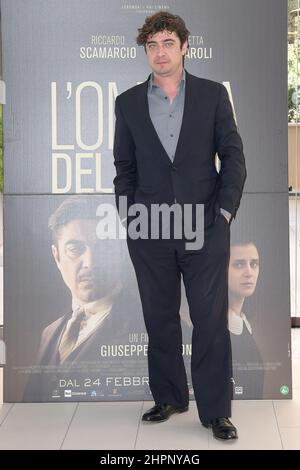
113, 69, 246, 422
23, 295, 145, 401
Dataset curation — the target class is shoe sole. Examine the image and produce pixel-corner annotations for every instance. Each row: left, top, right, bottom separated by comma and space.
213, 435, 238, 441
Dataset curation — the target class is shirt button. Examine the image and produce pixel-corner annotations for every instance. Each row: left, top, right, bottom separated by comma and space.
164, 96, 168, 100
170, 134, 174, 137
169, 114, 172, 117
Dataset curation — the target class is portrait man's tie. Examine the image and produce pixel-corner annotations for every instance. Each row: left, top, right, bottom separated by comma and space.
59, 307, 86, 363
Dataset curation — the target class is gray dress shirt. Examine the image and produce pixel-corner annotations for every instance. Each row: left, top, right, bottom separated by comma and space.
147, 69, 186, 162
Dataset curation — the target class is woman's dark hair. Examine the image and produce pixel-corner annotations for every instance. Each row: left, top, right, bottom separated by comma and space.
136, 11, 190, 50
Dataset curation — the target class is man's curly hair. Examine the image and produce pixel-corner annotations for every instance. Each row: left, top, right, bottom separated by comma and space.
136, 11, 190, 50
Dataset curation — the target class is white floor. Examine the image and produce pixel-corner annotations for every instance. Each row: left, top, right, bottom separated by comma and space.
0, 329, 299, 450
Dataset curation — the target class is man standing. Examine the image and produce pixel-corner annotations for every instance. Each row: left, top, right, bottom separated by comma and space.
113, 12, 246, 440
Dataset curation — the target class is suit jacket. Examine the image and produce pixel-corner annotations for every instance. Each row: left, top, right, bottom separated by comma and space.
36, 298, 144, 365
34, 311, 108, 366
113, 69, 246, 227
23, 295, 146, 401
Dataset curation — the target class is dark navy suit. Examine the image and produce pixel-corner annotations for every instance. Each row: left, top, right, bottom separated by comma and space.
113, 70, 246, 422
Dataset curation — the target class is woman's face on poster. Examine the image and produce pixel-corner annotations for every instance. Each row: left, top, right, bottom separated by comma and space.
229, 243, 260, 298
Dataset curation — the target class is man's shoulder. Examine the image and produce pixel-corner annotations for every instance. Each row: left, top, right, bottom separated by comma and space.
116, 78, 148, 105
41, 313, 69, 339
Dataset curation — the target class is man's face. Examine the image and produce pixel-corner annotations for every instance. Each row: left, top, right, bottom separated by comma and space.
229, 243, 260, 298
52, 219, 119, 305
145, 30, 188, 77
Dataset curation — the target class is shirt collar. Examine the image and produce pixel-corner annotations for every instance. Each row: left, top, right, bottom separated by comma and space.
228, 308, 252, 336
148, 68, 186, 93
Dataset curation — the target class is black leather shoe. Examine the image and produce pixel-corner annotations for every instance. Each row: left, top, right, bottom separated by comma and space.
202, 417, 238, 440
142, 403, 189, 423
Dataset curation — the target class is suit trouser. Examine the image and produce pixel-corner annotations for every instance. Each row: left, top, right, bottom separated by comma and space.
127, 213, 232, 423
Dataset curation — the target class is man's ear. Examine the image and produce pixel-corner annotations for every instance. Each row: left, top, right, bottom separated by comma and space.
182, 40, 188, 55
51, 244, 61, 270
